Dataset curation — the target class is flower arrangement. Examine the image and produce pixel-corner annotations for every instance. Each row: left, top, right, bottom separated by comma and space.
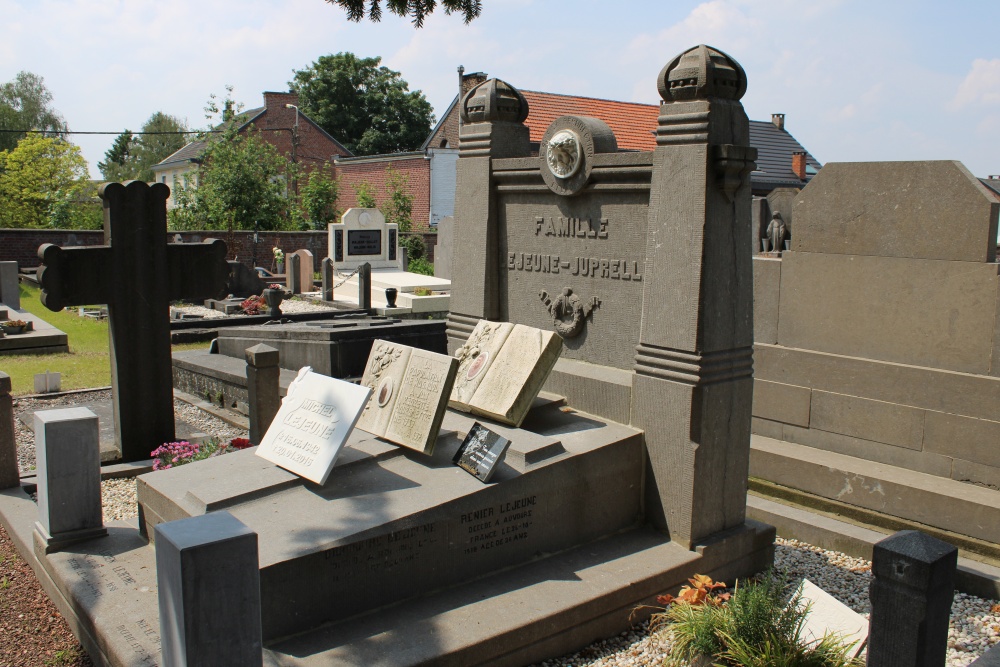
151, 436, 254, 471
267, 283, 282, 290
241, 295, 266, 315
4, 319, 28, 327
273, 247, 284, 263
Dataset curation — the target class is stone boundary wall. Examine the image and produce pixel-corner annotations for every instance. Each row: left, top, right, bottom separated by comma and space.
0, 229, 436, 271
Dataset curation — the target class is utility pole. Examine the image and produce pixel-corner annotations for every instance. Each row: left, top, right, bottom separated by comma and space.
285, 103, 300, 196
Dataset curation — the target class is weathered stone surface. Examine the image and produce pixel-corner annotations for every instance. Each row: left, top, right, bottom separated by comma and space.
0, 261, 19, 309
449, 321, 562, 427
752, 379, 810, 427
246, 343, 281, 446
380, 345, 458, 454
287, 252, 302, 294
433, 215, 453, 280
752, 256, 780, 344
810, 390, 924, 450
792, 161, 999, 262
293, 249, 314, 291
0, 372, 17, 489
33, 407, 106, 551
924, 411, 1000, 468
255, 368, 371, 484
777, 251, 999, 374
155, 511, 262, 666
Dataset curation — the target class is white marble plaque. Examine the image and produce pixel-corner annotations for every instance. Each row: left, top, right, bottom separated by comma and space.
797, 579, 868, 657
450, 321, 563, 426
356, 341, 458, 454
256, 367, 371, 485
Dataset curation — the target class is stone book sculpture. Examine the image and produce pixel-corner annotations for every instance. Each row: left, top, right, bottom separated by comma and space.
255, 368, 371, 485
356, 340, 459, 455
449, 320, 563, 426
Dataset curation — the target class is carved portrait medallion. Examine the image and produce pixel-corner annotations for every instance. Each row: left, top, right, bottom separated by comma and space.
546, 130, 582, 179
466, 349, 490, 381
377, 375, 394, 406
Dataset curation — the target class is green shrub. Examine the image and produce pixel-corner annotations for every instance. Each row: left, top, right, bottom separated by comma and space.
407, 257, 434, 276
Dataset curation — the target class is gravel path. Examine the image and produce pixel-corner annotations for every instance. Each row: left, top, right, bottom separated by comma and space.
8, 394, 1000, 665
174, 294, 337, 320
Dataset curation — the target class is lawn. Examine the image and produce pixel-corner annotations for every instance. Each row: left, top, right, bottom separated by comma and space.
1, 282, 207, 395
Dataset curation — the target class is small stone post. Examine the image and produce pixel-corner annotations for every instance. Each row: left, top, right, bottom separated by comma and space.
867, 530, 957, 667
32, 408, 107, 553
358, 262, 372, 310
0, 372, 19, 489
287, 253, 302, 294
245, 344, 280, 446
155, 511, 263, 667
321, 257, 334, 302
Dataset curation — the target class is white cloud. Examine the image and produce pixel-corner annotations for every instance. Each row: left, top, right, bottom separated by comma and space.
950, 58, 1000, 110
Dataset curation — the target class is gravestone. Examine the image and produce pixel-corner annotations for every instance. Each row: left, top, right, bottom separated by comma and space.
292, 249, 314, 292
749, 161, 1000, 544
355, 340, 458, 454
0, 261, 19, 309
255, 368, 371, 484
327, 209, 402, 272
287, 253, 302, 294
227, 260, 266, 297
433, 216, 454, 280
449, 320, 562, 426
321, 257, 334, 301
452, 422, 511, 483
37, 181, 229, 462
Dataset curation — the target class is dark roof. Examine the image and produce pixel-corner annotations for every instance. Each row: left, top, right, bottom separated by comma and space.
980, 178, 1000, 200
428, 88, 821, 189
749, 120, 821, 190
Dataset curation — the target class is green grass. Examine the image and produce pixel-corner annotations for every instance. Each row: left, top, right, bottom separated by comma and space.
0, 282, 209, 395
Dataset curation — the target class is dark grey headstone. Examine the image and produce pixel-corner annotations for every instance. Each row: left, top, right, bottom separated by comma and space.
358, 262, 372, 310
227, 261, 265, 298
287, 253, 302, 294
0, 373, 16, 489
868, 530, 957, 667
0, 261, 19, 309
321, 257, 334, 302
453, 422, 511, 483
155, 511, 262, 666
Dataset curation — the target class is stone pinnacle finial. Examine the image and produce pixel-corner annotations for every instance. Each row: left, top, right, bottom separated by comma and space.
657, 44, 747, 103
460, 78, 529, 123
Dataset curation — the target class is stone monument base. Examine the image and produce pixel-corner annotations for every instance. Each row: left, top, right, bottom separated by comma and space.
0, 400, 773, 666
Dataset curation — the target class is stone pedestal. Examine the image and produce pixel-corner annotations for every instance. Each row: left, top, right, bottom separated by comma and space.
155, 511, 262, 666
0, 372, 17, 489
245, 344, 280, 446
321, 257, 334, 302
32, 408, 107, 553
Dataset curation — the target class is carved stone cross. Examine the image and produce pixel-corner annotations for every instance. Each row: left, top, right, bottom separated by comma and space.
37, 181, 228, 462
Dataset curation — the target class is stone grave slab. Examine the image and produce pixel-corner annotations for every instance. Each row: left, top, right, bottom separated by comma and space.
0, 308, 68, 356
256, 368, 371, 484
796, 578, 867, 657
356, 340, 458, 454
450, 320, 563, 426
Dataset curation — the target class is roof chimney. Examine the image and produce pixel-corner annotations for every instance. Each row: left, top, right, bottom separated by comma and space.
792, 151, 807, 180
772, 113, 785, 131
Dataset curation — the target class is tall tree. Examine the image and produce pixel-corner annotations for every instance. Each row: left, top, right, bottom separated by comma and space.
0, 133, 98, 229
0, 71, 67, 152
290, 53, 434, 156
325, 0, 481, 26
99, 112, 188, 183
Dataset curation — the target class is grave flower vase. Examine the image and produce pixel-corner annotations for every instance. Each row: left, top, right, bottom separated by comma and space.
385, 288, 398, 308
263, 288, 284, 318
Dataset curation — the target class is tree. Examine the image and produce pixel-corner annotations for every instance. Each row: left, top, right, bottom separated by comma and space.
300, 166, 340, 228
0, 72, 68, 152
98, 130, 135, 182
354, 181, 377, 208
0, 133, 99, 229
325, 0, 481, 26
169, 123, 293, 233
290, 53, 434, 156
99, 112, 188, 183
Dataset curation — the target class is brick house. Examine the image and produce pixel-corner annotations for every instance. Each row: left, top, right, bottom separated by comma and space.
339, 70, 822, 234
152, 91, 352, 208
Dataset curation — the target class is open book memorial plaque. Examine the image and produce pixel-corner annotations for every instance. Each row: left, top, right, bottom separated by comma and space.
449, 321, 563, 427
356, 340, 458, 455
255, 368, 371, 485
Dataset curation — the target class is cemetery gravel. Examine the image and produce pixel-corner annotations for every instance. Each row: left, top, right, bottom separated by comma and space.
5, 391, 1000, 665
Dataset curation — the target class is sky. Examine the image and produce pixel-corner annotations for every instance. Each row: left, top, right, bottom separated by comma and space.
2, 0, 999, 180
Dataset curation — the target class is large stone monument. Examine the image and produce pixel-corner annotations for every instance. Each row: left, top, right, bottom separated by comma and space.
750, 160, 1000, 546
0, 46, 771, 667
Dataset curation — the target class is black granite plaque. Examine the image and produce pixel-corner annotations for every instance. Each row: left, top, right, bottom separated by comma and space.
348, 230, 381, 256
334, 229, 344, 262
453, 422, 511, 483
388, 229, 397, 261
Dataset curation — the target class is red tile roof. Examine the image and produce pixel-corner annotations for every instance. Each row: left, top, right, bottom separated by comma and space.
522, 90, 660, 151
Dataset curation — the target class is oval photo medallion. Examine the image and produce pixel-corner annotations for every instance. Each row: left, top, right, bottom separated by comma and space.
466, 350, 490, 381
377, 376, 394, 406
359, 212, 372, 227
